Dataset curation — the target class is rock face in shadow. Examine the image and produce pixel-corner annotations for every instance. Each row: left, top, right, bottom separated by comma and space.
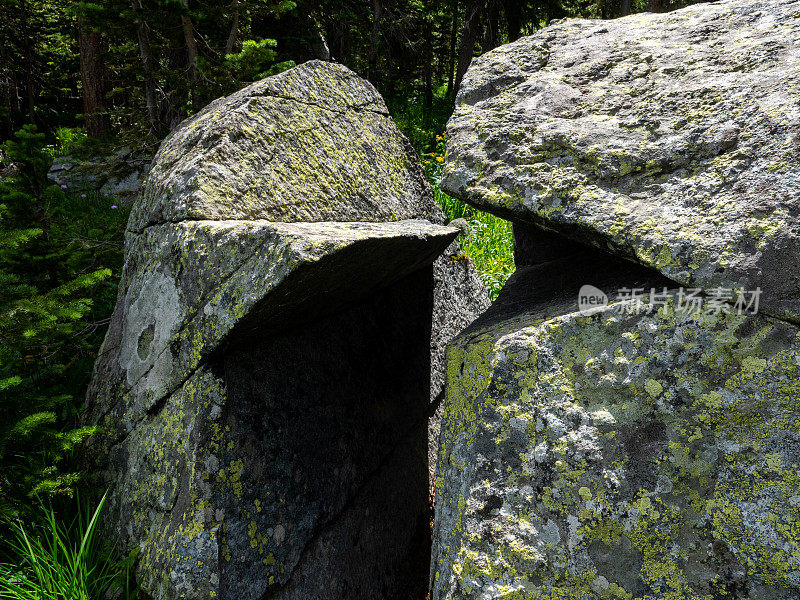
433, 1, 800, 598
85, 61, 488, 600
442, 0, 800, 322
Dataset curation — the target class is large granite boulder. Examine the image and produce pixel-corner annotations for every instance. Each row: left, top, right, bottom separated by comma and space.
432, 254, 800, 599
442, 0, 800, 323
433, 1, 800, 598
85, 60, 488, 600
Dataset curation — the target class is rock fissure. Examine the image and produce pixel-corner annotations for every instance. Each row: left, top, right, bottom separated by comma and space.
259, 398, 434, 600
246, 91, 390, 117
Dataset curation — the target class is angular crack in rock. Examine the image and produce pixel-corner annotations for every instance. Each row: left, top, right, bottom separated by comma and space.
89, 219, 461, 443
92, 221, 456, 428
262, 390, 435, 600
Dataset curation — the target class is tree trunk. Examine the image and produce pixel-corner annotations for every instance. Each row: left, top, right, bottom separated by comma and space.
25, 58, 36, 123
368, 0, 382, 84
445, 0, 459, 101
78, 19, 110, 138
180, 0, 199, 80
423, 18, 433, 113
5, 74, 21, 136
502, 0, 522, 41
648, 0, 662, 12
453, 1, 481, 103
483, 0, 500, 51
130, 0, 160, 134
226, 0, 239, 55
19, 0, 37, 123
620, 0, 631, 16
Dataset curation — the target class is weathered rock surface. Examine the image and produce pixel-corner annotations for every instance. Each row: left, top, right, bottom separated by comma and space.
86, 60, 487, 600
442, 0, 800, 322
434, 1, 800, 598
432, 251, 800, 599
90, 218, 464, 444
429, 241, 493, 484
129, 60, 438, 231
48, 147, 151, 201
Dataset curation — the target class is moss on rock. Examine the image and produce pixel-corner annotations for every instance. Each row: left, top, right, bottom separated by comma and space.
442, 0, 800, 322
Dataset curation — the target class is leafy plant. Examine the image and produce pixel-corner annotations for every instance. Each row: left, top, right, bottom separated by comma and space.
0, 493, 138, 600
225, 38, 295, 81
46, 128, 91, 159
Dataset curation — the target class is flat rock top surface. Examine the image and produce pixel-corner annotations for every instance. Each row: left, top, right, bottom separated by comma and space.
129, 60, 438, 232
443, 0, 800, 321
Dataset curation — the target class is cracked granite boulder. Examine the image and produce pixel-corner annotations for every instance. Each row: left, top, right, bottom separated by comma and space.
432, 253, 800, 599
433, 1, 800, 598
84, 60, 487, 600
442, 0, 800, 323
431, 249, 800, 600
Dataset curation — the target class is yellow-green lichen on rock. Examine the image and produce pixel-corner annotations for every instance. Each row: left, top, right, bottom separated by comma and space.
431, 256, 800, 600
435, 2, 800, 597
442, 0, 800, 322
84, 60, 490, 600
127, 60, 439, 233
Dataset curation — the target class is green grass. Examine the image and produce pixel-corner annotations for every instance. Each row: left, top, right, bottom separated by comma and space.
387, 98, 516, 300
0, 494, 137, 600
419, 129, 514, 301
435, 185, 515, 300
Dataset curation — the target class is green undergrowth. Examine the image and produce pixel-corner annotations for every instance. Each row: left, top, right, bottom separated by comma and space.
435, 184, 515, 300
0, 125, 130, 525
390, 98, 515, 300
0, 494, 138, 600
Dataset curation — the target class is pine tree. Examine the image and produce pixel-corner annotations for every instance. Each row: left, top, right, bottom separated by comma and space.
0, 125, 110, 519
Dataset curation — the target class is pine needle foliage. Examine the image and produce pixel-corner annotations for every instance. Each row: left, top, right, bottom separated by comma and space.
0, 126, 117, 520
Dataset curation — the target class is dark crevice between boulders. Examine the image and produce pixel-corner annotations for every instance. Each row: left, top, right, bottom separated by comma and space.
463, 221, 678, 341
214, 266, 435, 600
257, 395, 433, 600
491, 220, 800, 333
512, 221, 588, 267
